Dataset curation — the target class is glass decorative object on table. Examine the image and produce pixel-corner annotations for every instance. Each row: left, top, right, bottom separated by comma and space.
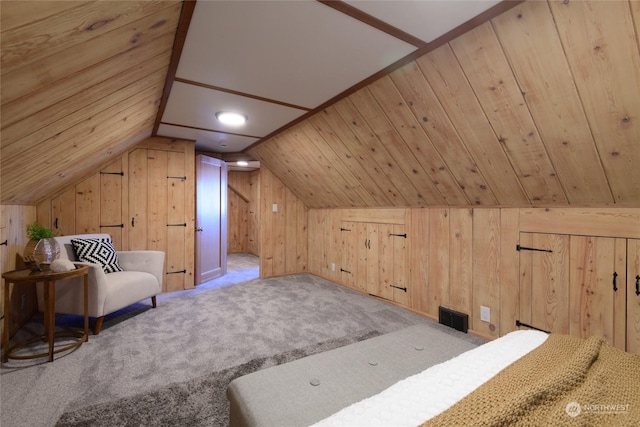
24, 238, 60, 271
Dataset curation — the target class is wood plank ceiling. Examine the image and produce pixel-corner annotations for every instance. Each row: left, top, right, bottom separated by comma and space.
1, 1, 183, 204
1, 1, 639, 208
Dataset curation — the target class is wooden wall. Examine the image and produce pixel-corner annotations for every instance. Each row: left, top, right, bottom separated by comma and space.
0, 205, 37, 336
228, 171, 251, 254
260, 167, 307, 278
308, 206, 640, 341
227, 170, 261, 256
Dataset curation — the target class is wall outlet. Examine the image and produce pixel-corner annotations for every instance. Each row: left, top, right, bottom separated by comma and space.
480, 305, 491, 323
272, 203, 278, 212
331, 263, 336, 272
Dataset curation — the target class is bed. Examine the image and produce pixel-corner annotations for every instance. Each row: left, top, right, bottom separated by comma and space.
227, 326, 640, 426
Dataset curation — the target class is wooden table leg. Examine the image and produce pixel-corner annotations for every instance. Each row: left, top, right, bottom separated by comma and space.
2, 282, 10, 363
45, 280, 55, 362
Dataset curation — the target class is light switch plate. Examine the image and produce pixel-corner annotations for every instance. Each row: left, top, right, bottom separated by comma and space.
480, 305, 491, 322
272, 204, 278, 212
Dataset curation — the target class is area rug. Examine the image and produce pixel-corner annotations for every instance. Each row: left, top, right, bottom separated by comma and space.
56, 330, 381, 427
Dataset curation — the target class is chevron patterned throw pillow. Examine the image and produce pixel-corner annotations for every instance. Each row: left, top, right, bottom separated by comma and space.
71, 238, 123, 274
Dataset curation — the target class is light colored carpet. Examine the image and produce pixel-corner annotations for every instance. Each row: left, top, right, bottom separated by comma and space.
1, 253, 484, 427
56, 331, 382, 426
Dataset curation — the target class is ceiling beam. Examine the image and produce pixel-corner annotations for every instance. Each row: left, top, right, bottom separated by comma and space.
317, 0, 429, 49
152, 0, 197, 136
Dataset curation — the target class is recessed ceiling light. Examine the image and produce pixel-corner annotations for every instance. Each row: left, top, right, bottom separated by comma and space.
215, 111, 247, 126
237, 161, 249, 167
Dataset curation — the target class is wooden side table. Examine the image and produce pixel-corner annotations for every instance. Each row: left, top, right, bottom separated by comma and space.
1, 264, 89, 363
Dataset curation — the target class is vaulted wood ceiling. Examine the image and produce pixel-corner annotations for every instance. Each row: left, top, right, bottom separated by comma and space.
1, 1, 182, 204
2, 1, 639, 207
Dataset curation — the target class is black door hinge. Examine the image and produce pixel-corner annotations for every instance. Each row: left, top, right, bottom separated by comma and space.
516, 244, 552, 253
389, 233, 407, 238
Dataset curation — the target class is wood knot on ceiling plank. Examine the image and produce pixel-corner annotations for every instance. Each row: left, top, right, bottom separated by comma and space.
86, 17, 117, 31
151, 20, 167, 29
130, 32, 143, 44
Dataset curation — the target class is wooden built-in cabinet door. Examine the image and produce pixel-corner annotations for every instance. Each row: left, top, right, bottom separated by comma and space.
391, 224, 409, 306
519, 232, 570, 334
166, 151, 187, 292
128, 148, 148, 251
365, 223, 380, 298
147, 150, 169, 255
51, 188, 75, 236
340, 221, 378, 294
377, 223, 409, 302
128, 148, 190, 292
340, 221, 408, 303
75, 174, 101, 234
520, 232, 628, 351
569, 236, 625, 350
628, 239, 640, 354
99, 158, 124, 249
340, 221, 359, 291
377, 223, 394, 301
354, 222, 367, 293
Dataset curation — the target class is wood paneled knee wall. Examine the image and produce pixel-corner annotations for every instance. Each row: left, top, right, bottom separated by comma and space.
307, 207, 640, 352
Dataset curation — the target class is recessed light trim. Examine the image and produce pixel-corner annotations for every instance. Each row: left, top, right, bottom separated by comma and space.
215, 111, 247, 126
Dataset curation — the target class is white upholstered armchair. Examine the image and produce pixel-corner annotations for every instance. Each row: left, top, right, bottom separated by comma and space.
36, 234, 164, 335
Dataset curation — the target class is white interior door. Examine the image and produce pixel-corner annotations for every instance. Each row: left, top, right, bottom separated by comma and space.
195, 155, 227, 284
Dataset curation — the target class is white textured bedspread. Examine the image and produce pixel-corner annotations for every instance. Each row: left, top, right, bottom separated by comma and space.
311, 330, 548, 427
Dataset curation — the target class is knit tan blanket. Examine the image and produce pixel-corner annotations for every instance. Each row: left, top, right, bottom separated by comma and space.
421, 334, 640, 426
